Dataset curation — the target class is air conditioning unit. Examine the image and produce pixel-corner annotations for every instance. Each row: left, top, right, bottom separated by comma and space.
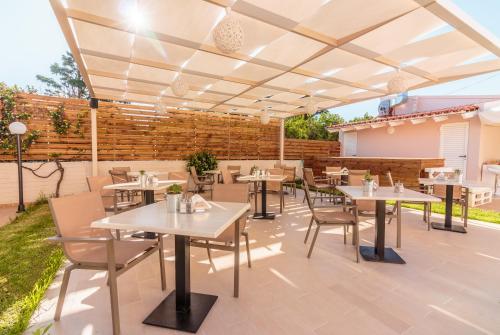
378, 92, 408, 117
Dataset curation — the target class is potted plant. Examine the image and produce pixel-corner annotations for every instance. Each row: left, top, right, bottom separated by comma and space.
362, 172, 375, 193
185, 150, 218, 175
166, 184, 183, 212
454, 169, 463, 183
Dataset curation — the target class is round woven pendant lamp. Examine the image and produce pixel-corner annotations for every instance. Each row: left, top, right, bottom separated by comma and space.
260, 110, 270, 125
387, 69, 408, 94
171, 77, 189, 97
213, 8, 244, 54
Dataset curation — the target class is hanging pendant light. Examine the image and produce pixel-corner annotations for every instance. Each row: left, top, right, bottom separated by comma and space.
171, 77, 189, 97
387, 69, 408, 94
260, 110, 270, 125
304, 94, 317, 115
213, 7, 244, 54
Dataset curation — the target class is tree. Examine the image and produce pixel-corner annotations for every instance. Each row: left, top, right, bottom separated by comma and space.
349, 112, 374, 123
36, 51, 89, 99
285, 110, 344, 141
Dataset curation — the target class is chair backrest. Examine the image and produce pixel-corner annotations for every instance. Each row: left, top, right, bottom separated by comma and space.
325, 166, 341, 173
168, 171, 189, 180
303, 168, 316, 187
268, 168, 283, 176
168, 171, 189, 192
49, 192, 110, 262
212, 184, 250, 242
283, 166, 296, 182
303, 180, 315, 211
221, 168, 234, 184
190, 166, 201, 183
386, 171, 394, 187
109, 169, 129, 184
433, 184, 462, 200
86, 176, 115, 208
349, 169, 369, 175
348, 175, 379, 212
348, 174, 379, 186
227, 165, 241, 172
212, 183, 249, 203
112, 166, 131, 172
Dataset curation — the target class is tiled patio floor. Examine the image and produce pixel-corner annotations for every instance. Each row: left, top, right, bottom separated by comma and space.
29, 191, 500, 334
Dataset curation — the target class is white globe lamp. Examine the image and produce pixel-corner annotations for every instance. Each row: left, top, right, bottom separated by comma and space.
212, 8, 244, 54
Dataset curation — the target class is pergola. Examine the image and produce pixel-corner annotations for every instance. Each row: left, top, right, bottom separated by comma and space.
49, 0, 500, 173
51, 0, 500, 117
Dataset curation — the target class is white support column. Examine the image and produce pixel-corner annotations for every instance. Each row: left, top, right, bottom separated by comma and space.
90, 98, 98, 176
279, 118, 285, 163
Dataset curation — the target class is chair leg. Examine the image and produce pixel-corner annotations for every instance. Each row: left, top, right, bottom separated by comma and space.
304, 217, 314, 244
396, 201, 401, 248
355, 224, 360, 263
205, 240, 214, 269
234, 218, 240, 298
343, 225, 347, 244
427, 202, 432, 231
54, 264, 75, 321
243, 231, 251, 268
106, 241, 120, 335
158, 234, 166, 291
307, 225, 321, 258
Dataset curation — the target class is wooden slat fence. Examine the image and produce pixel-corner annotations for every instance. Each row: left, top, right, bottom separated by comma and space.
1, 93, 339, 162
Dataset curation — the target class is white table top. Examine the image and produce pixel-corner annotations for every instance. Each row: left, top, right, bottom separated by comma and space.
323, 171, 349, 176
127, 171, 162, 177
337, 186, 441, 202
103, 180, 186, 191
424, 167, 455, 173
418, 178, 493, 190
91, 200, 250, 238
237, 175, 287, 182
204, 170, 221, 174
487, 166, 500, 174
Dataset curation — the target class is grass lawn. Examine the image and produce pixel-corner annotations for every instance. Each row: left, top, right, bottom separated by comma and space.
0, 202, 64, 335
397, 202, 500, 224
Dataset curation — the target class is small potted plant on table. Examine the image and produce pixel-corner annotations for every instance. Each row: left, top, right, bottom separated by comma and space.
454, 169, 463, 183
166, 184, 183, 212
362, 172, 375, 194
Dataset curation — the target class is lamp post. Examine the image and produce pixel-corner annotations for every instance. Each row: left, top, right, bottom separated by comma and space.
9, 121, 27, 212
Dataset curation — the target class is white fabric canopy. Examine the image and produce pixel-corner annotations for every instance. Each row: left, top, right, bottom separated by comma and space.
50, 0, 500, 118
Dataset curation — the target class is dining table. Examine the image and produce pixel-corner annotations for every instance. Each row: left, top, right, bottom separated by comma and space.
418, 178, 469, 233
91, 200, 250, 333
103, 180, 185, 239
337, 186, 441, 264
237, 174, 287, 220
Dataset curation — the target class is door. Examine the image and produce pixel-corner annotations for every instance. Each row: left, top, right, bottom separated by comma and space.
343, 131, 357, 156
440, 122, 469, 176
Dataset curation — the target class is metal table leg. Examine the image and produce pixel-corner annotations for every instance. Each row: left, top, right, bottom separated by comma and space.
143, 235, 217, 333
431, 184, 466, 233
360, 200, 405, 264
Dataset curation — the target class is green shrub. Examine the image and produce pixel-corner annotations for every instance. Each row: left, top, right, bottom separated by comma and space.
185, 150, 218, 175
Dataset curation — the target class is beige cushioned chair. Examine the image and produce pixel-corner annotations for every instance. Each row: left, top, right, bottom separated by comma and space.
190, 166, 214, 199
87, 176, 140, 214
190, 183, 251, 297
303, 181, 359, 262
48, 192, 166, 335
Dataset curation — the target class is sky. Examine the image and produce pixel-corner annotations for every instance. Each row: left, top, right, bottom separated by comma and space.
0, 0, 499, 121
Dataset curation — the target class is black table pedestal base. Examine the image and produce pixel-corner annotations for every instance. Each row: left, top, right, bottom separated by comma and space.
253, 212, 275, 220
132, 231, 158, 239
431, 222, 466, 233
143, 291, 217, 333
360, 246, 406, 264
132, 190, 157, 239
